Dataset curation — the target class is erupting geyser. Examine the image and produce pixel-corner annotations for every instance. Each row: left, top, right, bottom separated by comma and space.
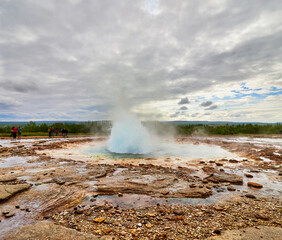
107, 109, 152, 154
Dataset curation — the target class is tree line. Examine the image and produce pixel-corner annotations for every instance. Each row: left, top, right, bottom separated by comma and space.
0, 121, 281, 135
0, 121, 111, 135
176, 123, 282, 135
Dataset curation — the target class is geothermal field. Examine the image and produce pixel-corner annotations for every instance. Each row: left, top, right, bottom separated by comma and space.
0, 125, 281, 239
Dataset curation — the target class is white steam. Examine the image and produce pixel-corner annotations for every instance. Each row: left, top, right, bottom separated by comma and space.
107, 92, 152, 154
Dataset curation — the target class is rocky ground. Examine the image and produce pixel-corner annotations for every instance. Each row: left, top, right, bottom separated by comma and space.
0, 135, 281, 239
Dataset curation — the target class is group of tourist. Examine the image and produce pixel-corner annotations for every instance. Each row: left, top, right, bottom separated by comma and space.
48, 127, 68, 138
10, 126, 22, 139
9, 126, 69, 139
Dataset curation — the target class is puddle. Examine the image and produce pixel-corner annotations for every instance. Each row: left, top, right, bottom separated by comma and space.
113, 168, 128, 176
205, 136, 282, 149
260, 156, 272, 162
33, 183, 52, 191
0, 156, 39, 168
224, 168, 282, 197
85, 191, 239, 209
0, 199, 42, 235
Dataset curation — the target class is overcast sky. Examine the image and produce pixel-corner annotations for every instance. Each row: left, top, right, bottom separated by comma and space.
0, 0, 281, 122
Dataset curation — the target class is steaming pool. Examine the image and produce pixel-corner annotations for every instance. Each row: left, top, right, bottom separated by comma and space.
84, 140, 237, 160
39, 139, 239, 168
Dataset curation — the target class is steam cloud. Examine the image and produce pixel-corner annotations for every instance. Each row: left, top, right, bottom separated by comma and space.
107, 92, 152, 154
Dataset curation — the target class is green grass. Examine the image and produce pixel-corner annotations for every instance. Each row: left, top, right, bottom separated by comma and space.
0, 132, 96, 137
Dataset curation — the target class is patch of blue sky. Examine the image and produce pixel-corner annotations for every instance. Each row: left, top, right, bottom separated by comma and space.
220, 87, 282, 101
239, 82, 263, 92
0, 114, 15, 120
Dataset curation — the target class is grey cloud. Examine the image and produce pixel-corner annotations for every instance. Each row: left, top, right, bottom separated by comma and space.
205, 105, 218, 110
191, 113, 199, 118
1, 80, 39, 93
170, 112, 180, 118
179, 106, 188, 110
200, 101, 213, 107
178, 97, 190, 105
0, 0, 281, 121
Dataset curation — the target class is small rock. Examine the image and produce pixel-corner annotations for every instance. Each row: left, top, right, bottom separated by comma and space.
137, 223, 142, 227
216, 162, 223, 166
146, 223, 152, 228
214, 206, 224, 211
146, 212, 156, 217
227, 186, 236, 191
213, 229, 221, 235
173, 210, 184, 215
254, 212, 269, 220
161, 190, 169, 195
248, 182, 263, 188
4, 212, 15, 218
93, 217, 105, 223
245, 194, 256, 199
245, 173, 254, 178
229, 159, 238, 163
118, 192, 123, 197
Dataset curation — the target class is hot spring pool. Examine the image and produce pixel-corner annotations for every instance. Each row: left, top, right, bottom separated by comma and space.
84, 140, 237, 160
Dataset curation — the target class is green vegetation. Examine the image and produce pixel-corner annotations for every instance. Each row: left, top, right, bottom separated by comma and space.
0, 121, 281, 136
176, 123, 282, 135
0, 121, 111, 136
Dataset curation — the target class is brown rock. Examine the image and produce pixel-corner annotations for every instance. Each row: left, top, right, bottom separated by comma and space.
173, 210, 184, 215
254, 212, 269, 220
247, 182, 263, 188
244, 174, 253, 178
206, 173, 243, 185
4, 211, 15, 218
2, 221, 104, 239
0, 175, 17, 182
0, 184, 31, 201
161, 190, 169, 195
93, 217, 105, 223
229, 159, 239, 163
227, 186, 236, 191
245, 194, 256, 199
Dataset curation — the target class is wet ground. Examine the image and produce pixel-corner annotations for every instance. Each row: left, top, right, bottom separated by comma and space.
0, 135, 281, 239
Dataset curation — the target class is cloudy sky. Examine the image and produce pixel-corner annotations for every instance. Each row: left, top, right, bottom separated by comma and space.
0, 0, 281, 122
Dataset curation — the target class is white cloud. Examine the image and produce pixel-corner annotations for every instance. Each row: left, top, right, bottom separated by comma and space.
0, 0, 281, 122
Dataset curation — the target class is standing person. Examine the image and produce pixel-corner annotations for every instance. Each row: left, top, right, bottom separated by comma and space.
10, 127, 13, 138
48, 128, 51, 138
51, 127, 54, 137
62, 128, 66, 138
12, 126, 18, 139
18, 127, 22, 139
65, 128, 68, 137
55, 128, 58, 136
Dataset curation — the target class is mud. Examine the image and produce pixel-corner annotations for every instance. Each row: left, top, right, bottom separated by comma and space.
0, 135, 281, 239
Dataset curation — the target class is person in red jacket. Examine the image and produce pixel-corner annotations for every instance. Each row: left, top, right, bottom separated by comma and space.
12, 126, 18, 139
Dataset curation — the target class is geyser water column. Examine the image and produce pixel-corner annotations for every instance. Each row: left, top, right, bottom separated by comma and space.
107, 110, 152, 154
